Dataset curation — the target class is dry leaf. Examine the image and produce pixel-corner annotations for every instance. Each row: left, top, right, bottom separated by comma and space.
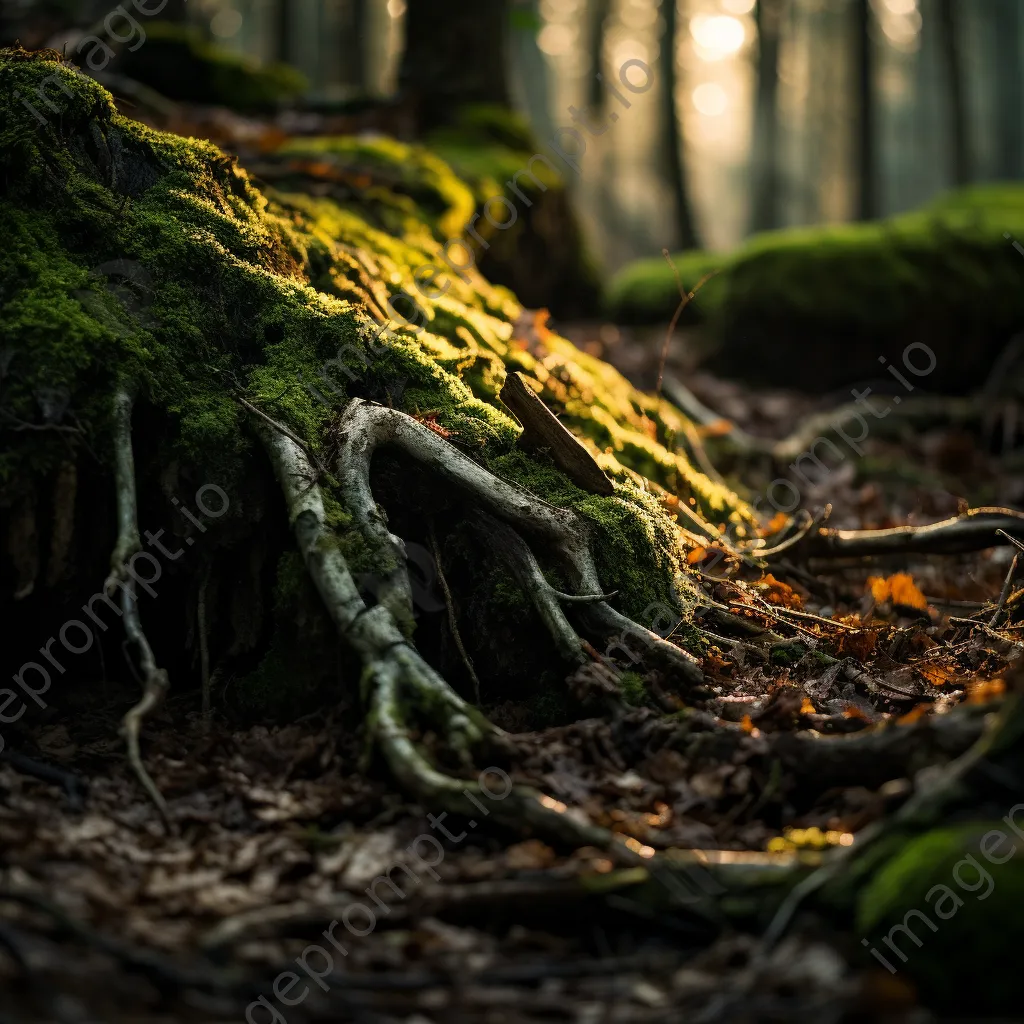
867, 573, 928, 613
757, 573, 804, 610
837, 630, 877, 661
916, 663, 960, 687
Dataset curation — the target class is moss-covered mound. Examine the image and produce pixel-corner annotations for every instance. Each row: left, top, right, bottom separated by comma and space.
426, 104, 602, 319
110, 22, 307, 111
0, 48, 752, 703
272, 134, 478, 244
856, 821, 1024, 1012
607, 187, 1024, 393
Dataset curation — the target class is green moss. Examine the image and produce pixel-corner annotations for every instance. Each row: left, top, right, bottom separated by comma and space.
1, 50, 754, 668
856, 823, 1024, 1012
619, 670, 648, 706
112, 23, 307, 111
607, 184, 1024, 392
425, 105, 601, 318
275, 134, 477, 242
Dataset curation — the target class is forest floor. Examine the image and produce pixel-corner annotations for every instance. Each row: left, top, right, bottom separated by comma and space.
1, 319, 1019, 1023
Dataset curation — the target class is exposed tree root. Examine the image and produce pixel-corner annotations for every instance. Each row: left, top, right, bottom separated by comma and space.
474, 512, 589, 666
255, 404, 712, 863
335, 399, 702, 685
107, 385, 172, 830
763, 694, 1022, 948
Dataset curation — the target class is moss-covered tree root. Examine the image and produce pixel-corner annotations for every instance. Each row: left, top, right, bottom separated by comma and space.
259, 398, 705, 858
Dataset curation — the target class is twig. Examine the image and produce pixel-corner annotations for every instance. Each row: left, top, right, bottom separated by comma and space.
428, 521, 482, 704
754, 505, 831, 560
989, 542, 1021, 627
655, 253, 720, 401
236, 394, 331, 482
804, 507, 1024, 558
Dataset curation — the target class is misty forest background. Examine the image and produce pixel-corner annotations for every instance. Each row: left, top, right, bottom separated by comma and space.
5, 0, 1020, 273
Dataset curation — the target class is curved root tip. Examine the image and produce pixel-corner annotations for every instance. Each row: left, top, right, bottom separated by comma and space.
122, 670, 173, 831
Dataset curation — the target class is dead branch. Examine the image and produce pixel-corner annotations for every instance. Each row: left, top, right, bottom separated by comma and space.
802, 507, 1024, 558
499, 371, 614, 496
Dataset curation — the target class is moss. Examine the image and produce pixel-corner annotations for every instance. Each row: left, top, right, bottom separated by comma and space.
607, 184, 1024, 392
856, 823, 1024, 1012
1, 50, 754, 680
111, 23, 307, 111
619, 670, 648, 706
275, 134, 477, 243
425, 105, 601, 318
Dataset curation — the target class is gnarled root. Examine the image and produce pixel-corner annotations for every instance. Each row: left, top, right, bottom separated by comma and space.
256, 409, 706, 865
334, 399, 702, 686
108, 385, 172, 829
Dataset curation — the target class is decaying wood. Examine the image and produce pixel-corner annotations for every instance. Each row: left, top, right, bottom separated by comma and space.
499, 371, 614, 496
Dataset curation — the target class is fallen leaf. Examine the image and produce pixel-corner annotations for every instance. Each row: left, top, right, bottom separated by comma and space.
756, 573, 803, 610
867, 573, 928, 613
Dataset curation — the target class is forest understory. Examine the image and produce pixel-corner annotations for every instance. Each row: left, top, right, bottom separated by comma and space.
2, 341, 1023, 1024
3, 46, 1024, 1024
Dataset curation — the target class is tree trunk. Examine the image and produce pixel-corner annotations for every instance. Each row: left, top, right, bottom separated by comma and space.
936, 0, 971, 186
588, 0, 612, 114
398, 0, 512, 132
349, 0, 369, 95
509, 0, 555, 145
851, 0, 876, 220
660, 0, 702, 250
750, 0, 783, 233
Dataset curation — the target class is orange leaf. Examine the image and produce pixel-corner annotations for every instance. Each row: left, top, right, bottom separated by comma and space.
740, 714, 755, 733
799, 697, 816, 715
757, 573, 803, 610
686, 546, 708, 565
916, 663, 959, 687
700, 418, 734, 438
763, 511, 789, 537
867, 573, 928, 613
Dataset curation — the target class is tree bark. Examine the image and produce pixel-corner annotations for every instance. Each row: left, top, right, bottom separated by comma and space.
750, 0, 783, 233
851, 0, 876, 220
660, 0, 702, 249
398, 0, 512, 132
936, 0, 971, 186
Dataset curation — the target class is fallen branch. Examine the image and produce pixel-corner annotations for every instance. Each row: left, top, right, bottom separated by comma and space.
802, 507, 1024, 558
